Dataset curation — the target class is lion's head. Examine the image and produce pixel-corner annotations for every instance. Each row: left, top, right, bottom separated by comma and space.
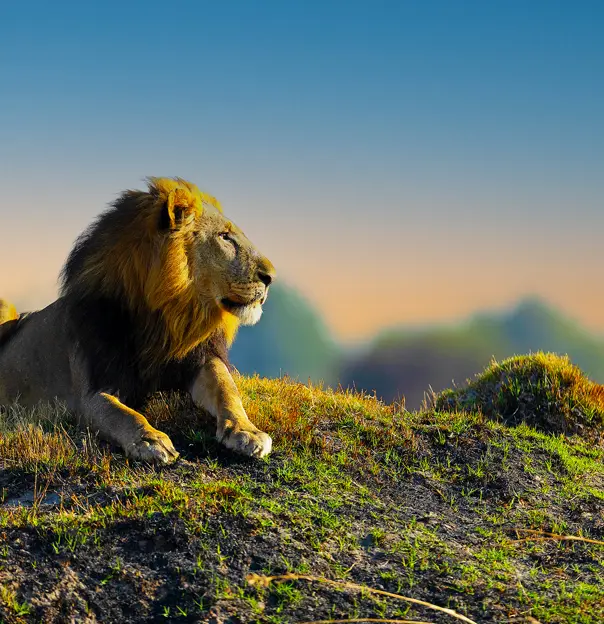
61, 177, 275, 360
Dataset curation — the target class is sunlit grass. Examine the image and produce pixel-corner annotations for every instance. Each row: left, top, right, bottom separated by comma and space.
435, 352, 604, 436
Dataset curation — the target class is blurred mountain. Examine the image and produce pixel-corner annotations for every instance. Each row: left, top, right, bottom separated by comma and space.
230, 288, 604, 411
229, 283, 339, 384
340, 298, 604, 409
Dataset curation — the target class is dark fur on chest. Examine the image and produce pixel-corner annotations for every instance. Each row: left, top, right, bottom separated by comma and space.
65, 295, 229, 407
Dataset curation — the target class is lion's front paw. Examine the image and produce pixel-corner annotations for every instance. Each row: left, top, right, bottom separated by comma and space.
127, 428, 179, 464
219, 427, 272, 458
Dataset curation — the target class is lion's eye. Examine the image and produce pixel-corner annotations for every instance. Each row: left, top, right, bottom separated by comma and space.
219, 232, 233, 242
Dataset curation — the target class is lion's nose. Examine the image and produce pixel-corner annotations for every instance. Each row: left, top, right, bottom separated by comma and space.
257, 258, 276, 287
257, 269, 274, 287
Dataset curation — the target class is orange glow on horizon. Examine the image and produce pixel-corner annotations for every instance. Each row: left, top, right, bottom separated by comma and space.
2, 223, 604, 342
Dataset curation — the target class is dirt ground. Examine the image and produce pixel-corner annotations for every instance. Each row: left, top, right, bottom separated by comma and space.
1, 362, 604, 623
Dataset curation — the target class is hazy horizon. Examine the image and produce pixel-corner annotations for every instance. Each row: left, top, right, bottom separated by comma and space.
2, 1, 603, 340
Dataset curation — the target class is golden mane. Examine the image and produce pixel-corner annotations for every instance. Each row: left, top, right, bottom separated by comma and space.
0, 299, 19, 324
60, 177, 237, 362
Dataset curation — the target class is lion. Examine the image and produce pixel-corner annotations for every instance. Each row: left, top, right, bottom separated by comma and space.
0, 177, 276, 463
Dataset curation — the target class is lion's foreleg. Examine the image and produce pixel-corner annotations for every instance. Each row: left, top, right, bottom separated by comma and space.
79, 392, 179, 464
190, 357, 272, 458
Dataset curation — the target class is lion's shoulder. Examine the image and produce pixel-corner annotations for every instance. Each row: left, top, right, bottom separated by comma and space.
0, 313, 33, 349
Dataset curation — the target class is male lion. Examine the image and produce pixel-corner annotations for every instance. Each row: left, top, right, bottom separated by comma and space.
0, 177, 276, 463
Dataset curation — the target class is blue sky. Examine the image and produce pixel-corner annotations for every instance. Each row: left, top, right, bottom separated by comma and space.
1, 1, 603, 337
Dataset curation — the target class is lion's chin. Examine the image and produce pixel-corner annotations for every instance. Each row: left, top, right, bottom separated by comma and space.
233, 303, 263, 326
219, 299, 263, 326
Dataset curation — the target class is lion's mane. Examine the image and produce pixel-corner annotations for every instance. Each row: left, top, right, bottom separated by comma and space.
60, 178, 234, 405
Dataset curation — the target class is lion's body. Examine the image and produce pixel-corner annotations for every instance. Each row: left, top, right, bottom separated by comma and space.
0, 178, 276, 461
0, 300, 221, 408
0, 303, 72, 406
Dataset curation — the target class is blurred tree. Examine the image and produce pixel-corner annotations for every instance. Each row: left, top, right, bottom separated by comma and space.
230, 283, 339, 384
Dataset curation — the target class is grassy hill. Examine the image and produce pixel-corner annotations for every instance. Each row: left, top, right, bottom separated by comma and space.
1, 354, 604, 622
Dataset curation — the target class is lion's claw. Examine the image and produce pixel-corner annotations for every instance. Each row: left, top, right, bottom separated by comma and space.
220, 428, 272, 458
127, 428, 179, 464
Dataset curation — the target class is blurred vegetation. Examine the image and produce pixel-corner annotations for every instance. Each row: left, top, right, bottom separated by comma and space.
230, 287, 604, 411
343, 298, 604, 408
230, 283, 340, 384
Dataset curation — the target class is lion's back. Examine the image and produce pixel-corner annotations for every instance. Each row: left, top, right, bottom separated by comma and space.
0, 300, 73, 407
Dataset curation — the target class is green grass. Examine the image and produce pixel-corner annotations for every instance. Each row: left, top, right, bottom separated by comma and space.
1, 354, 604, 623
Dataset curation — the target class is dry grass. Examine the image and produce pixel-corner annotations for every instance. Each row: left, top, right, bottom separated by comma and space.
300, 619, 434, 624
0, 401, 107, 471
511, 528, 604, 546
247, 573, 478, 623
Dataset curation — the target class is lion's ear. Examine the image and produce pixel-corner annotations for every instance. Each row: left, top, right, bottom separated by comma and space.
159, 189, 197, 231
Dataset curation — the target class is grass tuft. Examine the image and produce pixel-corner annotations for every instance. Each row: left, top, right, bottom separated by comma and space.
435, 352, 604, 436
